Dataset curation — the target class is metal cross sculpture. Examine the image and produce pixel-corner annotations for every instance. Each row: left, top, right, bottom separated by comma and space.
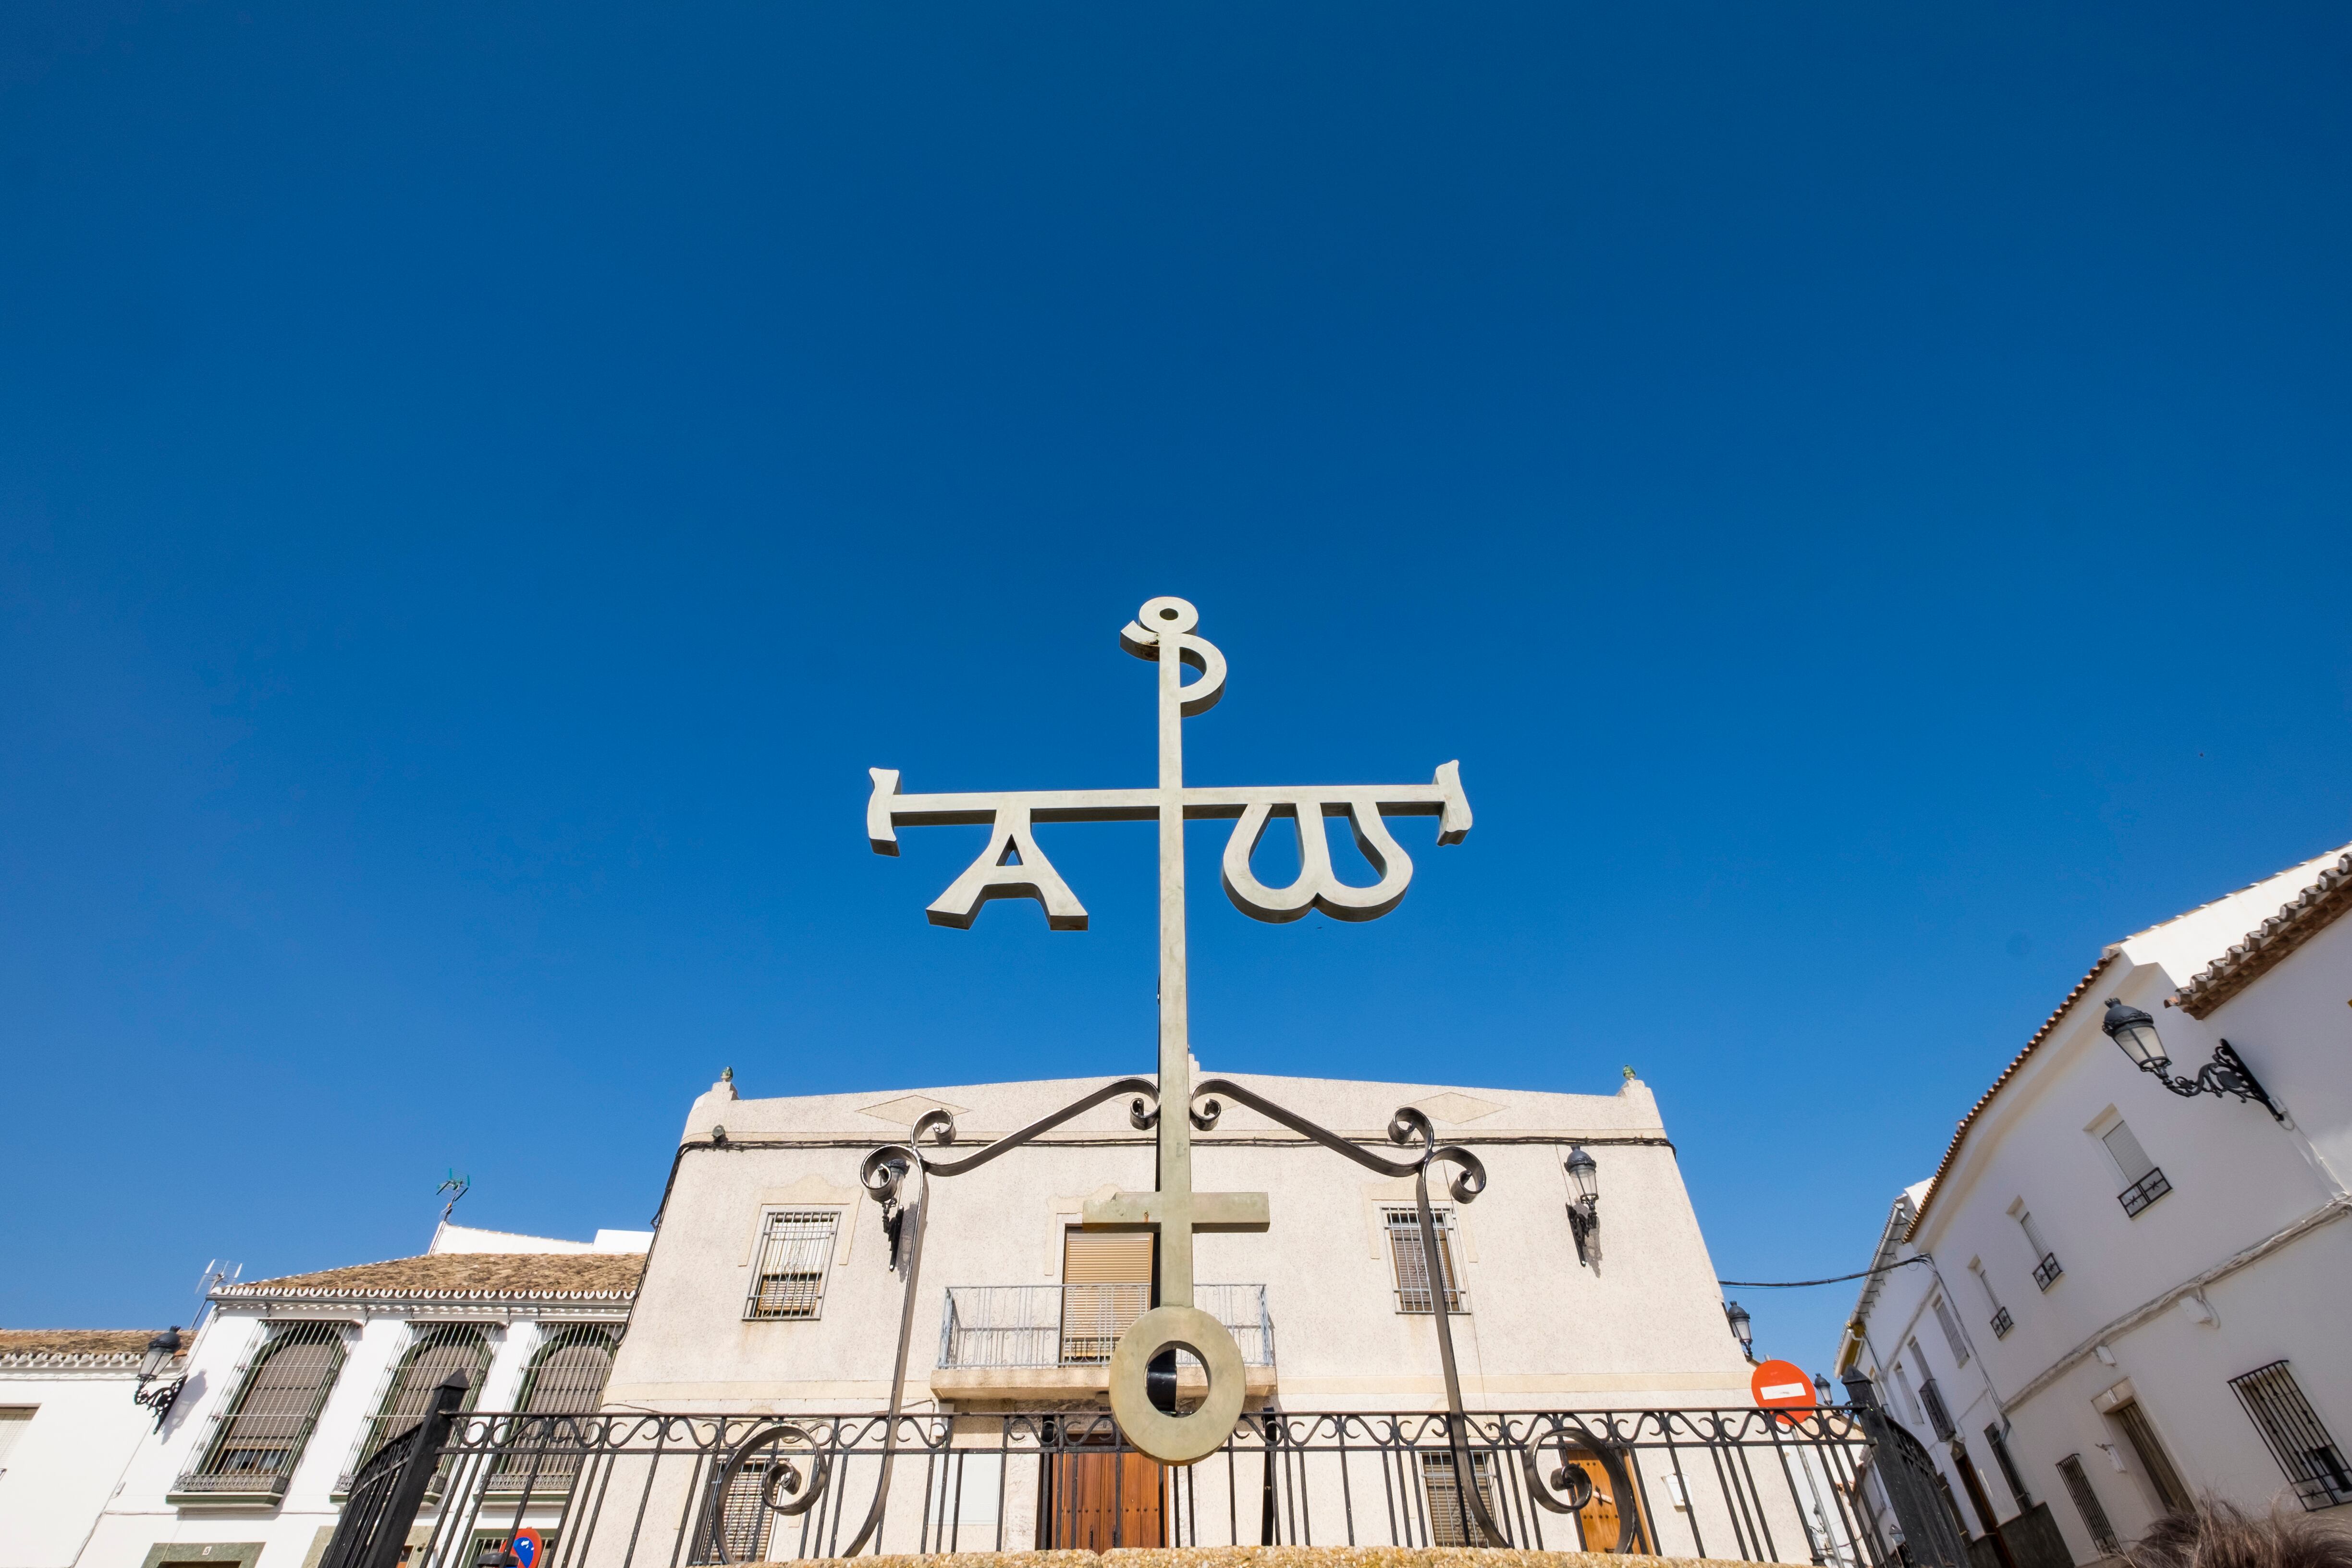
869, 597, 1470, 1450
749, 598, 1558, 1559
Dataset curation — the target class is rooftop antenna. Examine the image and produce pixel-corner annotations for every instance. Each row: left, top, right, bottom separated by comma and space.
437, 1169, 471, 1223
190, 1259, 241, 1331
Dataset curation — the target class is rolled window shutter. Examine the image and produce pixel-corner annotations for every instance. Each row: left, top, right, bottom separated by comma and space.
1063, 1231, 1152, 1283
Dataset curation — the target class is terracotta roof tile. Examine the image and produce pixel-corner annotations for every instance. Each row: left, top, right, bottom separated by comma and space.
0, 1328, 170, 1363
222, 1253, 642, 1301
2172, 850, 2352, 1018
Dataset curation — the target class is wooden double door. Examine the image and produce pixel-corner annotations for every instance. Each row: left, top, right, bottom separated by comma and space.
1043, 1447, 1165, 1550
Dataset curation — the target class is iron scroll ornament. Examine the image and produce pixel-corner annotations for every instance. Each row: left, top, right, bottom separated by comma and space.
714, 1075, 1539, 1554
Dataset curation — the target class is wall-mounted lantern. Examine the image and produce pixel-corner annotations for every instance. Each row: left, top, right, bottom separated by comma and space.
1564, 1146, 1601, 1267
2101, 998, 2284, 1121
133, 1326, 184, 1429
1724, 1300, 1754, 1361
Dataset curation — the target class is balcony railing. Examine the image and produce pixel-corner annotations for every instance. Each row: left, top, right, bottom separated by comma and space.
2031, 1253, 2063, 1291
2118, 1168, 2171, 1218
166, 1466, 296, 1505
306, 1403, 1892, 1564
938, 1284, 1274, 1369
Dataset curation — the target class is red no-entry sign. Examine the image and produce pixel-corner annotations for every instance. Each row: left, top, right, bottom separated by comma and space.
1751, 1359, 1816, 1421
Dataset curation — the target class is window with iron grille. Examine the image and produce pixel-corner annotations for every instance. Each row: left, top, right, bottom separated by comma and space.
1985, 1424, 2032, 1509
2016, 1210, 2061, 1291
2098, 1121, 2172, 1218
1920, 1376, 1957, 1443
352, 1323, 492, 1470
2056, 1454, 2119, 1554
2230, 1361, 2352, 1510
1420, 1449, 1500, 1546
710, 1456, 779, 1562
518, 1325, 618, 1416
1384, 1206, 1467, 1314
1970, 1261, 2012, 1340
745, 1210, 840, 1321
2109, 1400, 2191, 1515
194, 1321, 347, 1485
494, 1325, 621, 1487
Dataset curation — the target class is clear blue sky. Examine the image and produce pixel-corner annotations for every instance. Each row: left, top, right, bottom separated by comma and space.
3, 3, 2348, 1379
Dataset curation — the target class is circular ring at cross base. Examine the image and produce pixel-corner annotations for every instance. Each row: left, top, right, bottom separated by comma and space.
1105, 1306, 1246, 1465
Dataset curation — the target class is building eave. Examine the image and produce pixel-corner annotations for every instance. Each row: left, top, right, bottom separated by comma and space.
1904, 953, 2115, 1242
2170, 849, 2352, 1018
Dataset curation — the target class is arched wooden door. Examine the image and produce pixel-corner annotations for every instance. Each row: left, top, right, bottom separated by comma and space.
1560, 1447, 1649, 1553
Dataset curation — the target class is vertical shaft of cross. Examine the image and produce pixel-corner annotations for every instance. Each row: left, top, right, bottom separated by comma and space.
1155, 620, 1194, 1310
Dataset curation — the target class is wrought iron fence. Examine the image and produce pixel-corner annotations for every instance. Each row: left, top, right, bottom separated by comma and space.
312, 1403, 1910, 1568
320, 1372, 470, 1568
938, 1284, 1274, 1370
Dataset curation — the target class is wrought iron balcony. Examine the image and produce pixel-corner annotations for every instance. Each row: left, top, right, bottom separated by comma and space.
1989, 1307, 2013, 1340
166, 1466, 296, 1505
2117, 1168, 2172, 1218
1919, 1377, 1956, 1443
2031, 1253, 2063, 1291
938, 1284, 1274, 1370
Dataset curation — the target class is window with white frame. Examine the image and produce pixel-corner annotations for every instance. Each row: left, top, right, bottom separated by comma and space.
1908, 1337, 1955, 1440
1889, 1360, 1924, 1427
0, 1407, 33, 1472
1384, 1205, 1467, 1314
1931, 1295, 1971, 1367
1970, 1259, 2012, 1339
927, 1451, 1005, 1548
2014, 1205, 2061, 1290
746, 1210, 841, 1321
2096, 1117, 2172, 1217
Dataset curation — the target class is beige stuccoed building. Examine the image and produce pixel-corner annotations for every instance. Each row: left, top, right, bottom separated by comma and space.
608, 1067, 1756, 1416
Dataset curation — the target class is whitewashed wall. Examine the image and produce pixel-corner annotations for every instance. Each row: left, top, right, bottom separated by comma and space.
0, 1359, 156, 1568
608, 1070, 1756, 1414
1844, 850, 2352, 1565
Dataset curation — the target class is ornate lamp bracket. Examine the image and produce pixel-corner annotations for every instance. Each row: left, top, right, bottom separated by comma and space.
2148, 1039, 2286, 1122
133, 1375, 185, 1431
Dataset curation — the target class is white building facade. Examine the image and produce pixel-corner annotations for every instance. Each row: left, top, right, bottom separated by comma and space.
55, 1225, 646, 1568
0, 1331, 188, 1568
1839, 844, 2352, 1568
581, 1068, 1836, 1560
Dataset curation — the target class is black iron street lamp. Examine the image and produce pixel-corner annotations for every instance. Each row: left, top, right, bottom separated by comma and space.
2101, 998, 2284, 1121
133, 1327, 184, 1429
1564, 1146, 1600, 1267
1724, 1300, 1754, 1361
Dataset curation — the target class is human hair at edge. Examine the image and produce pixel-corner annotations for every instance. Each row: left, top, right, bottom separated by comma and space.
2125, 1501, 2352, 1568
